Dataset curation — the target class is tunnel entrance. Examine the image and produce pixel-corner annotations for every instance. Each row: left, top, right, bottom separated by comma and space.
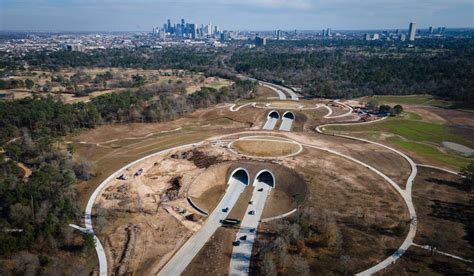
283, 111, 295, 120
268, 110, 280, 119
229, 168, 250, 186
255, 170, 275, 188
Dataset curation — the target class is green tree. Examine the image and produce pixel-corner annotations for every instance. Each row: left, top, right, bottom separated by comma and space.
83, 233, 96, 252
393, 104, 403, 115
25, 79, 34, 90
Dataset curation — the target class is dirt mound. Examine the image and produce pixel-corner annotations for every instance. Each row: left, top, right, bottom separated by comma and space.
161, 177, 182, 202
171, 149, 222, 168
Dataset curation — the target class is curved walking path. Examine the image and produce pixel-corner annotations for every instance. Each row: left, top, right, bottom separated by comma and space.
83, 113, 431, 276
84, 142, 204, 275
321, 103, 354, 119
316, 119, 418, 275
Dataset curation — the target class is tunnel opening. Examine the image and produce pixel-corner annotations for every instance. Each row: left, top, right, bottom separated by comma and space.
268, 110, 280, 119
283, 111, 295, 120
229, 168, 250, 186
255, 170, 275, 188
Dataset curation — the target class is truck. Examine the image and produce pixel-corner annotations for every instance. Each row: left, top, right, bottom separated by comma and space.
220, 218, 241, 226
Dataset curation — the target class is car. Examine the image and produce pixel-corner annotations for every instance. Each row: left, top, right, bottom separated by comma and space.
117, 174, 128, 180
222, 207, 229, 213
232, 240, 240, 246
240, 235, 247, 241
135, 168, 144, 176
248, 201, 253, 205
248, 210, 255, 215
257, 188, 263, 192
249, 228, 256, 233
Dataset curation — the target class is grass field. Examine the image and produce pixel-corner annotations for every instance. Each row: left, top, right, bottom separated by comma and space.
358, 95, 453, 107
231, 140, 300, 157
325, 114, 473, 169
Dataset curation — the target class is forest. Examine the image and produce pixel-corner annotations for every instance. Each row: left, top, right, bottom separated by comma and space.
1, 38, 472, 104
0, 79, 257, 258
229, 39, 474, 105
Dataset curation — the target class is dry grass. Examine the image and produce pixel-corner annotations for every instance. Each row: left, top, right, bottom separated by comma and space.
232, 140, 300, 157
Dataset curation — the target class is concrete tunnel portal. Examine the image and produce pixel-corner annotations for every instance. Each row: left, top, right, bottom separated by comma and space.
255, 170, 275, 188
268, 110, 280, 119
229, 168, 250, 186
283, 111, 295, 120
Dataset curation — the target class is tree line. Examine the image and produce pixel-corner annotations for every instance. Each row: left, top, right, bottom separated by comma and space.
0, 79, 256, 258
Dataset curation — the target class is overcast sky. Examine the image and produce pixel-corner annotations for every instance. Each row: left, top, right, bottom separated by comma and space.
1, 0, 473, 31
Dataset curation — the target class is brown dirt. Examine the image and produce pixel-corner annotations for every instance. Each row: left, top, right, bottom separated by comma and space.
285, 132, 412, 189
412, 167, 473, 260
252, 146, 410, 274
381, 246, 474, 275
182, 227, 237, 276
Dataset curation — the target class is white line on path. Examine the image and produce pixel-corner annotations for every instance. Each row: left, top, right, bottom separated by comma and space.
412, 243, 473, 263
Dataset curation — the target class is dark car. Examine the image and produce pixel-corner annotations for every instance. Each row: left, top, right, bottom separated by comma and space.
258, 188, 263, 192
232, 240, 240, 246
240, 235, 247, 241
222, 207, 229, 213
248, 210, 255, 215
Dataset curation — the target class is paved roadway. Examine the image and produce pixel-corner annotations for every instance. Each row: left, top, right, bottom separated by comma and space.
158, 174, 248, 276
262, 117, 278, 130
279, 117, 293, 131
261, 83, 286, 100
229, 177, 272, 275
276, 85, 299, 101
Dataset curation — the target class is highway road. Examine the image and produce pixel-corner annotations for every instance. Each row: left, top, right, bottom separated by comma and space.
262, 117, 278, 130
279, 117, 293, 131
261, 83, 286, 100
159, 169, 249, 276
279, 112, 294, 131
229, 172, 272, 275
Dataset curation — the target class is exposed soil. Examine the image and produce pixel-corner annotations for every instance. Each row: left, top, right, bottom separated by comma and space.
382, 246, 474, 275
251, 146, 410, 275
412, 167, 474, 260
182, 227, 237, 276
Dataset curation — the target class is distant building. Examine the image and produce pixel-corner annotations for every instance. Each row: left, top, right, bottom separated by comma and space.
326, 28, 332, 37
400, 34, 406, 41
428, 26, 433, 34
220, 32, 230, 42
276, 29, 282, 40
372, 33, 380, 40
408, 22, 416, 41
255, 36, 266, 47
63, 43, 85, 52
364, 33, 371, 41
189, 24, 197, 39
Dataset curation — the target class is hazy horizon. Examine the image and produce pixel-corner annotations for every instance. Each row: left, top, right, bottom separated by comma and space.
1, 0, 473, 32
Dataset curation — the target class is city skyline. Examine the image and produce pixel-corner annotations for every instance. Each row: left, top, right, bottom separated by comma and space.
1, 0, 473, 32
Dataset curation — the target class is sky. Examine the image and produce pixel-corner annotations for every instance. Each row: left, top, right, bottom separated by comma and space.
0, 0, 473, 31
